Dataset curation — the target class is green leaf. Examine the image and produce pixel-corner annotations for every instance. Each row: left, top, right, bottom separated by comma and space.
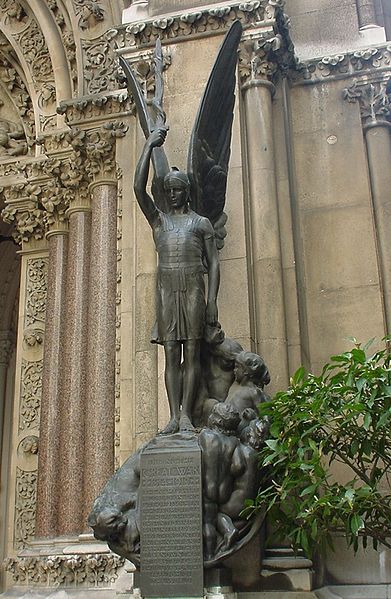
351, 348, 366, 364
291, 366, 306, 387
350, 514, 364, 535
265, 439, 279, 451
363, 412, 372, 430
300, 484, 318, 497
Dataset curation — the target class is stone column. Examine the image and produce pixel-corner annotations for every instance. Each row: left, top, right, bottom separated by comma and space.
355, 0, 386, 44
83, 179, 117, 522
239, 35, 289, 393
82, 123, 127, 524
35, 222, 68, 539
356, 0, 379, 27
57, 195, 92, 537
344, 80, 391, 336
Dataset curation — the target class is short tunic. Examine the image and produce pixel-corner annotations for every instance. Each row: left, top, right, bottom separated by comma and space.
150, 209, 214, 344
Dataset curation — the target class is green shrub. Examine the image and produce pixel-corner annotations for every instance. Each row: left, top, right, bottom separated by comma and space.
244, 339, 391, 556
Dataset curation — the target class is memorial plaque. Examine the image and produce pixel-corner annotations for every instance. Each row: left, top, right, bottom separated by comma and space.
140, 437, 203, 598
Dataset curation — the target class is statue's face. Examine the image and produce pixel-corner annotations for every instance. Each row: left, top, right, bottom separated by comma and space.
166, 180, 188, 209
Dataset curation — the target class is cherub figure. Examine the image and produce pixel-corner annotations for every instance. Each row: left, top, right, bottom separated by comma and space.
192, 324, 244, 426
199, 403, 243, 559
217, 418, 269, 550
224, 351, 270, 419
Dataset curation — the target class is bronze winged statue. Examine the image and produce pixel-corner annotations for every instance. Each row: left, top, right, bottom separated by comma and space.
119, 21, 243, 435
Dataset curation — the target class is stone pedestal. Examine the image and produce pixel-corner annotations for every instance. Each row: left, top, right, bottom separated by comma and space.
140, 434, 203, 598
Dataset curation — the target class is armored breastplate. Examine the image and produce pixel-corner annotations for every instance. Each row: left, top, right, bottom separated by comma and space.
154, 213, 204, 269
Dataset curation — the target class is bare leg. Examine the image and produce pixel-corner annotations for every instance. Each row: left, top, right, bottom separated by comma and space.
217, 512, 238, 549
161, 341, 181, 434
180, 339, 201, 431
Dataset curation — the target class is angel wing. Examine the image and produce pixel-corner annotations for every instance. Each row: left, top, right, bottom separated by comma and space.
187, 20, 243, 249
119, 45, 170, 212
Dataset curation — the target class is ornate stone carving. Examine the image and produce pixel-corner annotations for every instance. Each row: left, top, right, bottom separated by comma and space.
57, 90, 133, 126
21, 435, 39, 454
292, 45, 391, 85
25, 258, 48, 327
5, 552, 125, 587
343, 80, 391, 125
0, 43, 35, 141
14, 467, 37, 548
0, 118, 28, 157
19, 359, 43, 432
23, 328, 44, 347
84, 121, 128, 178
1, 183, 46, 243
79, 1, 105, 30
111, 1, 287, 49
83, 37, 119, 95
14, 17, 52, 84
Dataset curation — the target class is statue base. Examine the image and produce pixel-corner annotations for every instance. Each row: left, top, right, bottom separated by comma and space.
139, 433, 203, 598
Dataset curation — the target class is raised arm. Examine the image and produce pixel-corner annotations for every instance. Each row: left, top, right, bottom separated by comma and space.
133, 127, 167, 225
204, 227, 220, 326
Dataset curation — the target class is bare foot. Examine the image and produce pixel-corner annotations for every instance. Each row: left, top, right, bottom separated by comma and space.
159, 417, 179, 435
179, 414, 195, 432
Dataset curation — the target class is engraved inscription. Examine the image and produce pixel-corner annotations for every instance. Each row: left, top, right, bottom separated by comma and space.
140, 445, 203, 597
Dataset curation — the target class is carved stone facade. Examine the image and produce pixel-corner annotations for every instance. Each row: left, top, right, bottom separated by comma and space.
5, 553, 124, 587
0, 0, 390, 597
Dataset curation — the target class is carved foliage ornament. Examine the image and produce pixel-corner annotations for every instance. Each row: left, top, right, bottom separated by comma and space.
293, 45, 391, 83
1, 121, 125, 242
343, 80, 391, 124
25, 255, 47, 323
14, 467, 37, 548
111, 1, 285, 49
5, 553, 125, 587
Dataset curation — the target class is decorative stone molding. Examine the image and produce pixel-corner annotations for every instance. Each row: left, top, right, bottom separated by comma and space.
343, 79, 391, 128
14, 467, 38, 548
112, 0, 287, 49
57, 90, 133, 127
1, 3, 57, 133
5, 552, 125, 587
0, 34, 35, 143
19, 359, 43, 432
292, 44, 391, 85
25, 257, 48, 327
46, 0, 77, 91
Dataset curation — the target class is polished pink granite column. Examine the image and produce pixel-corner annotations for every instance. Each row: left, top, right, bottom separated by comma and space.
36, 232, 68, 538
83, 181, 117, 524
57, 209, 91, 536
